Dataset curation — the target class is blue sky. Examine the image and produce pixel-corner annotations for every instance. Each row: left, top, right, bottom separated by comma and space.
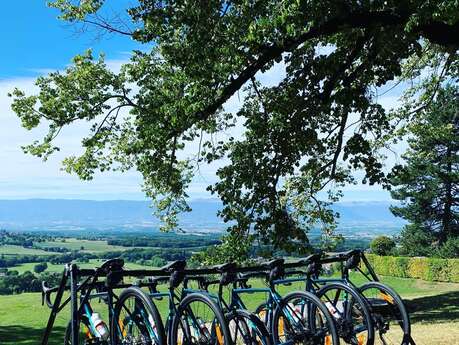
0, 1, 399, 201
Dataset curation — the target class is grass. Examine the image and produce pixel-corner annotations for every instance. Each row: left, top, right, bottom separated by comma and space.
0, 238, 148, 258
0, 273, 458, 345
0, 245, 59, 256
34, 238, 131, 253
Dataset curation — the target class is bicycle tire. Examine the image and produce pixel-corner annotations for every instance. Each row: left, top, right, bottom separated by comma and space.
226, 309, 271, 345
111, 286, 166, 345
359, 282, 412, 345
316, 282, 374, 345
64, 317, 101, 345
170, 292, 231, 345
272, 290, 339, 345
255, 302, 269, 325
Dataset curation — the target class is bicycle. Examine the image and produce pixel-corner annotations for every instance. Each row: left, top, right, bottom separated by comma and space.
321, 250, 415, 345
41, 258, 136, 345
182, 262, 272, 345
112, 260, 232, 345
236, 259, 340, 345
255, 256, 374, 345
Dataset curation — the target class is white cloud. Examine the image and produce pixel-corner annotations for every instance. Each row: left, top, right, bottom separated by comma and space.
0, 62, 146, 200
0, 55, 407, 201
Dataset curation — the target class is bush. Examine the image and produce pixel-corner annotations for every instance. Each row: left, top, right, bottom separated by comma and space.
370, 236, 396, 256
33, 262, 48, 273
366, 254, 459, 282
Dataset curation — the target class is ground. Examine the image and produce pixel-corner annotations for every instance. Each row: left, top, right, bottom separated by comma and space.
0, 274, 458, 345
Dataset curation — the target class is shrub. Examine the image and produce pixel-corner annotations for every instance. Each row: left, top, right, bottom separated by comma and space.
33, 262, 48, 274
366, 254, 459, 283
370, 236, 396, 256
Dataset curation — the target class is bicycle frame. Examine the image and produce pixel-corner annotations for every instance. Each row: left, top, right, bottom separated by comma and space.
231, 274, 311, 345
41, 263, 122, 345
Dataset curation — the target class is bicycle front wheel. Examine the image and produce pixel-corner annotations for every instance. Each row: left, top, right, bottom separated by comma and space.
272, 290, 339, 345
170, 292, 231, 345
111, 286, 166, 345
359, 282, 411, 345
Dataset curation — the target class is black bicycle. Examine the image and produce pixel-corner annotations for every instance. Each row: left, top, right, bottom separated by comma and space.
323, 250, 414, 345
240, 259, 340, 345
111, 260, 232, 345
42, 259, 162, 345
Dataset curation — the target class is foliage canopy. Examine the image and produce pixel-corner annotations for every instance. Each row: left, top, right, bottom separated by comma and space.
10, 0, 459, 252
390, 85, 459, 257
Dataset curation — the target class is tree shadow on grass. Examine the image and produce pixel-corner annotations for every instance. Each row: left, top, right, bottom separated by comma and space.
0, 325, 66, 345
406, 290, 459, 323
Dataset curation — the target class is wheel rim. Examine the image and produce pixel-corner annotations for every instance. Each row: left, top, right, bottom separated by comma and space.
360, 287, 406, 345
116, 295, 159, 345
319, 287, 370, 345
176, 300, 226, 345
277, 296, 335, 345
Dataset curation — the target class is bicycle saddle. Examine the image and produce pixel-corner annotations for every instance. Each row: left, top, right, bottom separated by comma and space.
263, 258, 284, 269
100, 258, 124, 273
161, 260, 186, 272
302, 253, 322, 264
343, 250, 361, 270
213, 262, 237, 273
340, 249, 361, 258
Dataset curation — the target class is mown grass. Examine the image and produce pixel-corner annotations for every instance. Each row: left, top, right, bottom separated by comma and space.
0, 245, 59, 256
0, 273, 458, 345
34, 238, 132, 253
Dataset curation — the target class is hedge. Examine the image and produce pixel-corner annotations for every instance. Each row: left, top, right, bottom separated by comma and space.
365, 254, 459, 283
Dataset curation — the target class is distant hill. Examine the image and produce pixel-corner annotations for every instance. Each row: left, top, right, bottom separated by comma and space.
0, 199, 403, 237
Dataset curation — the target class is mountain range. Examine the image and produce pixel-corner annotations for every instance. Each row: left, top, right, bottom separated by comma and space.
0, 199, 404, 237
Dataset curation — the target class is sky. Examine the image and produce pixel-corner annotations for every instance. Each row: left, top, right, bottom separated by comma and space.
0, 1, 402, 202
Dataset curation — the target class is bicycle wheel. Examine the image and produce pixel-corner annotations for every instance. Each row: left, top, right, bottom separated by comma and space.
226, 309, 271, 345
112, 286, 166, 345
64, 317, 104, 345
316, 282, 374, 345
359, 282, 411, 345
272, 291, 339, 345
255, 302, 269, 325
170, 292, 231, 345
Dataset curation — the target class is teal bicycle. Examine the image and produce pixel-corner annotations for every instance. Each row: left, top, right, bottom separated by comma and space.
238, 259, 340, 345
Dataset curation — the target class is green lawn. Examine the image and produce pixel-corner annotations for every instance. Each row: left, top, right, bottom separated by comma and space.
0, 274, 458, 345
0, 245, 60, 256
34, 238, 130, 253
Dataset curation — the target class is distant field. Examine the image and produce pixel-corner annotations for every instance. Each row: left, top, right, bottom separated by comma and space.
34, 238, 131, 252
8, 259, 152, 274
0, 274, 458, 345
0, 245, 59, 256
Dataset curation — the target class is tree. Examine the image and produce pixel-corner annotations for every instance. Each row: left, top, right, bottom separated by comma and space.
34, 262, 48, 274
10, 1, 459, 253
370, 236, 396, 256
390, 86, 459, 257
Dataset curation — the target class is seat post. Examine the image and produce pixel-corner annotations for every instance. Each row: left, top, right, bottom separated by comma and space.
70, 264, 79, 345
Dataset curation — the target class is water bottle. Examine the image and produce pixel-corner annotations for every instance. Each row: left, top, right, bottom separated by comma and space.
91, 312, 109, 340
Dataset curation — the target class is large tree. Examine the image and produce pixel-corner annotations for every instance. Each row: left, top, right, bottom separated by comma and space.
390, 85, 459, 256
10, 0, 459, 252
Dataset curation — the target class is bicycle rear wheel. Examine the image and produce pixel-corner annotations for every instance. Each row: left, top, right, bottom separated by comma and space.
272, 290, 339, 345
112, 286, 166, 345
359, 282, 411, 345
316, 282, 374, 345
226, 309, 271, 345
170, 292, 231, 345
